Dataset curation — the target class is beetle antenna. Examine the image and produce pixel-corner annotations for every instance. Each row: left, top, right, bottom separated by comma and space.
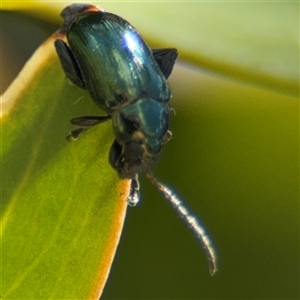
145, 171, 217, 276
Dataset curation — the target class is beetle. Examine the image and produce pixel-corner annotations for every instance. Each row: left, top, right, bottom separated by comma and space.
55, 4, 217, 275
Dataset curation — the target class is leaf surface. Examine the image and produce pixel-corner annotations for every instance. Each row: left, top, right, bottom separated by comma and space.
1, 33, 129, 299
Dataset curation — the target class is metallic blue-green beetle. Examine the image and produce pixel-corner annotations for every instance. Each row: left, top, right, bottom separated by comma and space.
54, 4, 177, 204
54, 4, 217, 275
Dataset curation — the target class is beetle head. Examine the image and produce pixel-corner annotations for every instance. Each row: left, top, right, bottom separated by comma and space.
109, 139, 160, 178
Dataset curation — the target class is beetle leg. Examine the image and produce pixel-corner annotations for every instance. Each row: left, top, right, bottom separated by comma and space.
54, 39, 86, 89
152, 48, 178, 79
67, 115, 111, 140
70, 115, 111, 126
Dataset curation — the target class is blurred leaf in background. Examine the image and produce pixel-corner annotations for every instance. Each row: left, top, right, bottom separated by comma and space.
1, 1, 299, 299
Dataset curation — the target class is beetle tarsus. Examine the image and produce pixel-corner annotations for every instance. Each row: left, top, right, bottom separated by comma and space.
67, 127, 89, 140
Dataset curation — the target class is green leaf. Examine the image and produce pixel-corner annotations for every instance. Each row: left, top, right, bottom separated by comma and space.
1, 33, 129, 299
1, 2, 298, 299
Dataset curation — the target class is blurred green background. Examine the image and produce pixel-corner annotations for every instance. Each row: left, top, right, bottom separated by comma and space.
1, 1, 299, 299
